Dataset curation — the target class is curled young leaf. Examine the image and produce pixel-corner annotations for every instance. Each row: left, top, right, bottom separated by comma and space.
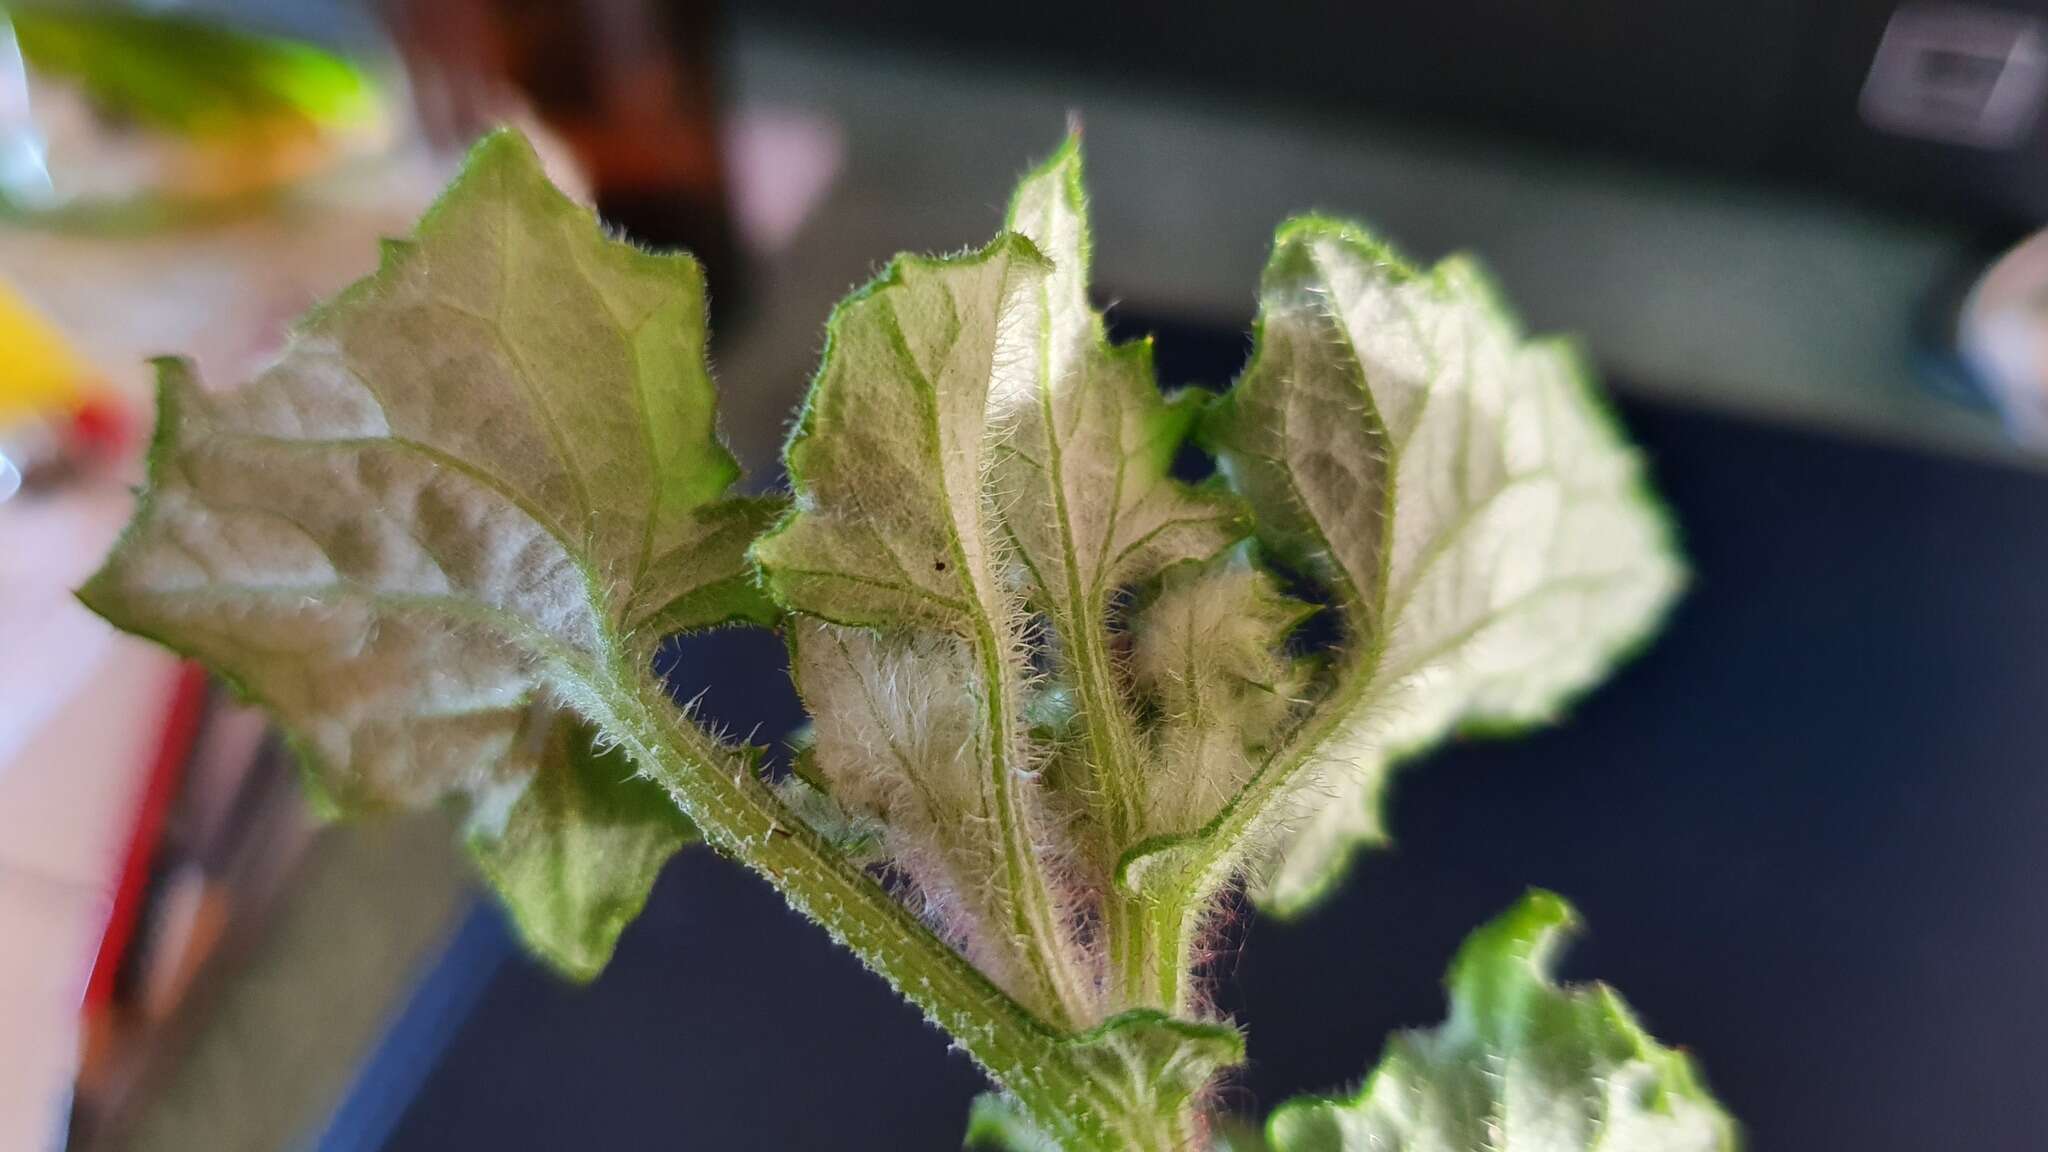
790, 618, 1076, 1003
1268, 892, 1737, 1152
966, 1093, 1065, 1152
966, 1011, 1246, 1152
79, 130, 776, 978
1128, 552, 1313, 843
1063, 1010, 1246, 1147
997, 140, 1247, 870
1197, 220, 1685, 915
755, 233, 1101, 1026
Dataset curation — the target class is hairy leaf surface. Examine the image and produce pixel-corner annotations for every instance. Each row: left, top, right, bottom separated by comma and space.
1201, 221, 1684, 914
998, 139, 1248, 877
999, 140, 1242, 626
80, 130, 773, 977
756, 139, 1271, 1028
1128, 553, 1312, 841
967, 1011, 1246, 1152
790, 618, 1069, 1001
1268, 892, 1736, 1152
472, 709, 700, 979
755, 234, 1100, 1025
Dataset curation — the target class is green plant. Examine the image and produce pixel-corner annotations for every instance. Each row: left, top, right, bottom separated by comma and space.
83, 129, 1731, 1150
6, 6, 376, 137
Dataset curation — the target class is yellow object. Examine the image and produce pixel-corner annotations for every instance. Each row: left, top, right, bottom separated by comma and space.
0, 279, 90, 426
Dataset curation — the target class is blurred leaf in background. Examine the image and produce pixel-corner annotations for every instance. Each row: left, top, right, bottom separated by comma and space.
5, 5, 375, 138
0, 4, 387, 218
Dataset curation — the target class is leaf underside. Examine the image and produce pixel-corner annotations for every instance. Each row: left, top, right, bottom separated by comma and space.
79, 122, 1709, 1151
469, 712, 699, 979
1195, 220, 1685, 916
79, 129, 775, 978
754, 136, 1257, 1030
1268, 892, 1737, 1152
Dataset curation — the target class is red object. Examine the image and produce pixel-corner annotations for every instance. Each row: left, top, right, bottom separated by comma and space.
82, 662, 208, 1011
68, 395, 134, 459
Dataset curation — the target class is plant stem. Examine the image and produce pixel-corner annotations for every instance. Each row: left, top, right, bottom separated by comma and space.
584, 668, 1151, 1149
1027, 336, 1180, 1017
1055, 589, 1169, 1012
970, 614, 1098, 1029
1068, 616, 1161, 1009
1142, 649, 1379, 1004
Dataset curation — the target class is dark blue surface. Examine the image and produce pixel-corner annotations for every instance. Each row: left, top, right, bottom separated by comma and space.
377, 321, 2048, 1150
314, 900, 512, 1152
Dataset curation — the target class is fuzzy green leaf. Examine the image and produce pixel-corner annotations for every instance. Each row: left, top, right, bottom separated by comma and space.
789, 618, 1074, 1003
966, 1011, 1246, 1152
1128, 551, 1312, 842
1063, 1011, 1247, 1141
999, 138, 1243, 616
756, 138, 1263, 1109
755, 231, 1101, 1027
774, 754, 889, 868
1268, 892, 1737, 1152
966, 1094, 1065, 1152
998, 140, 1247, 880
471, 709, 699, 980
1203, 221, 1684, 915
754, 234, 1048, 635
78, 130, 774, 979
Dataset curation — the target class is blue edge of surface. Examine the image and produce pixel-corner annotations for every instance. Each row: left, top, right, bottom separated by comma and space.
305, 896, 513, 1152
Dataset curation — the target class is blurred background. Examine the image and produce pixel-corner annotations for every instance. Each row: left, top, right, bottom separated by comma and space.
6, 0, 2048, 1148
